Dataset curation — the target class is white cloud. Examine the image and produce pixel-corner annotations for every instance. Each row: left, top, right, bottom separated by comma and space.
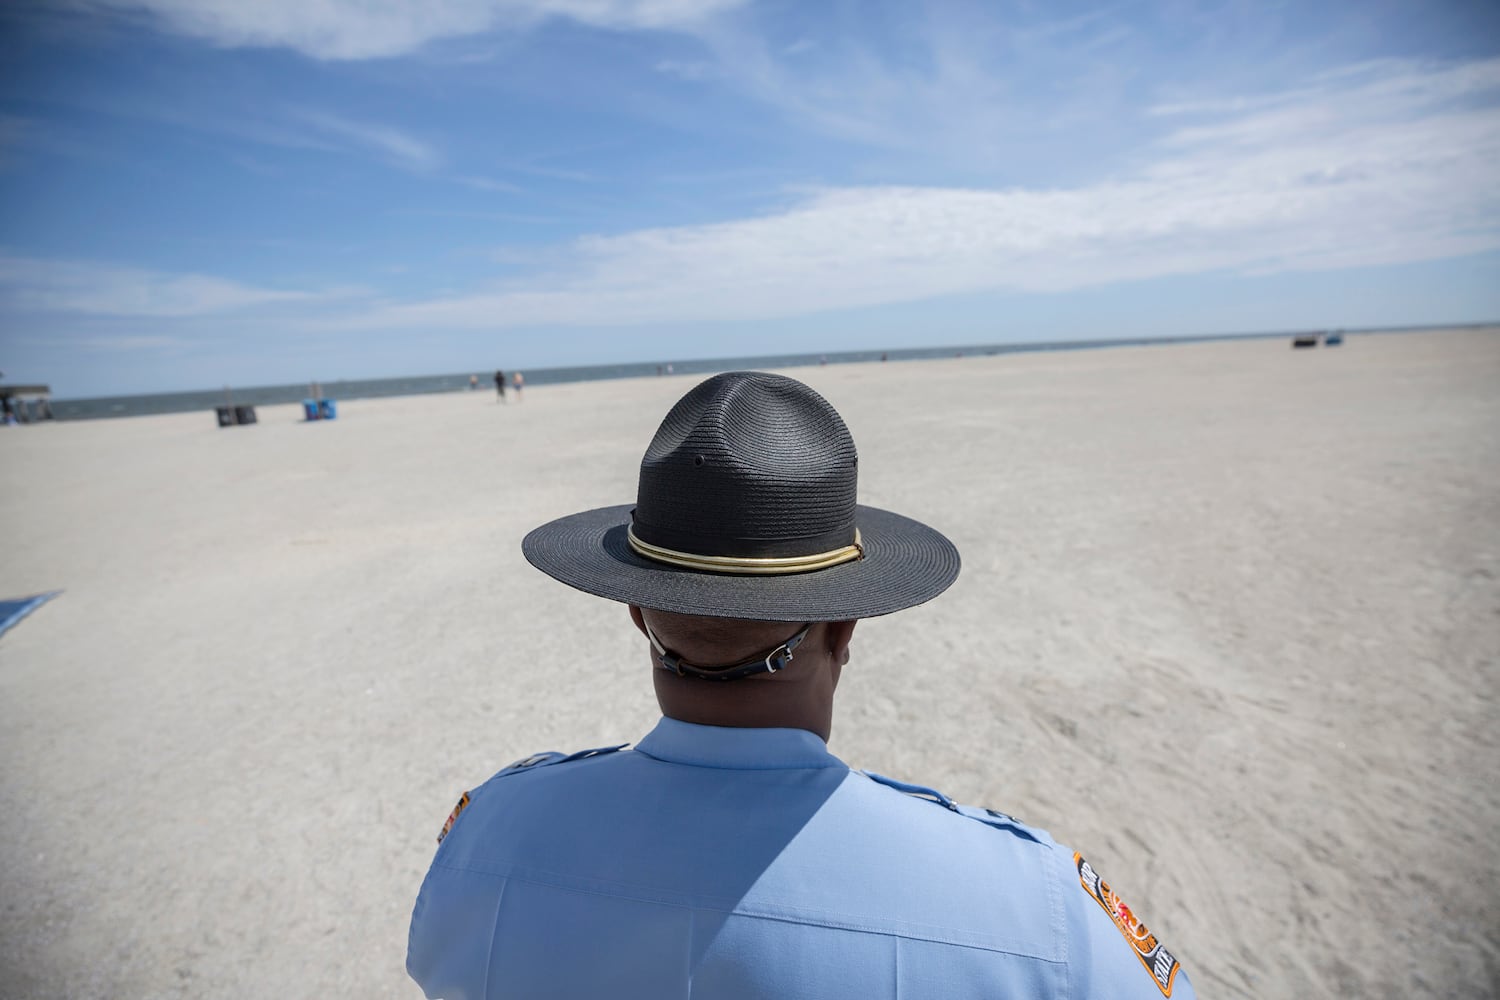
0, 257, 345, 317
8, 60, 1496, 339
316, 59, 1500, 331
83, 0, 746, 60
292, 111, 441, 171
1152, 59, 1500, 147
680, 3, 1131, 159
9, 89, 444, 176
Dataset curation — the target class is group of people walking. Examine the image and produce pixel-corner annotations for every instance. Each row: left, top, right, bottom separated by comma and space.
487, 370, 523, 402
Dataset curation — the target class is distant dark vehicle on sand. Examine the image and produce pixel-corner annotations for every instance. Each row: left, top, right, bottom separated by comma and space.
1292, 335, 1319, 349
1324, 332, 1344, 346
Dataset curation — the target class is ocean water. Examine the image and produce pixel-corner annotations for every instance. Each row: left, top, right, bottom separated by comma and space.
39, 334, 1276, 421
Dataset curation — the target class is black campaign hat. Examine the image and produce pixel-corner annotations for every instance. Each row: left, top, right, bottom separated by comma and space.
522, 371, 960, 621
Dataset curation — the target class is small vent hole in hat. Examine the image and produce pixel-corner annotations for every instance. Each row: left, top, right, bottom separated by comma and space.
694, 454, 705, 466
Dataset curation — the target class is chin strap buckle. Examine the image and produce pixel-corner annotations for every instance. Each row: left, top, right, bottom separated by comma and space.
765, 644, 793, 673
647, 623, 812, 681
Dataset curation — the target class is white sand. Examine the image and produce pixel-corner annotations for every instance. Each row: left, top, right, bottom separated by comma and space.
1, 329, 1497, 998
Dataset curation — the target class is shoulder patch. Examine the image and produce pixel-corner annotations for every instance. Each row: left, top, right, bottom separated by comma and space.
436, 791, 470, 844
1074, 853, 1182, 996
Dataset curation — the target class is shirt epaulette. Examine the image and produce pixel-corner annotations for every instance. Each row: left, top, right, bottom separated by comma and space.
862, 771, 1049, 846
953, 804, 1051, 846
861, 770, 960, 810
496, 743, 630, 777
435, 743, 628, 843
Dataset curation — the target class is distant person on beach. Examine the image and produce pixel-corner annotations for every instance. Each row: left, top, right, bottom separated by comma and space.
408, 372, 1197, 1000
469, 374, 478, 391
494, 370, 506, 402
512, 371, 524, 400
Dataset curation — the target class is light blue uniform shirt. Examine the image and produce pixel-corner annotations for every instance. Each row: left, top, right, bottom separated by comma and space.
409, 718, 1194, 999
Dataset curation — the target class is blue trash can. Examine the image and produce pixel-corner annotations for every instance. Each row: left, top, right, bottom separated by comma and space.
303, 399, 321, 421
318, 399, 337, 420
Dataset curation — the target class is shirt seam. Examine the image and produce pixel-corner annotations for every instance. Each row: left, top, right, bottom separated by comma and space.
1048, 845, 1069, 1000
480, 874, 507, 999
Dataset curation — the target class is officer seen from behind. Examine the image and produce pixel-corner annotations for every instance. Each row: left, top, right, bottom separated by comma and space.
408, 371, 1195, 999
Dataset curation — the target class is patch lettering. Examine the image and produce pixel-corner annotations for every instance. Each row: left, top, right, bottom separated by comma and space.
436, 791, 471, 844
1074, 853, 1180, 997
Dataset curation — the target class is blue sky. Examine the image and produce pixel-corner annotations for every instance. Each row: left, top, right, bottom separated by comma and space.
1, 0, 1497, 396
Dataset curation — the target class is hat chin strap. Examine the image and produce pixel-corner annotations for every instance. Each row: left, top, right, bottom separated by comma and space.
645, 622, 813, 682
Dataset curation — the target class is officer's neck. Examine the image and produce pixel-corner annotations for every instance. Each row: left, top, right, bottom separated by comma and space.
653, 668, 836, 742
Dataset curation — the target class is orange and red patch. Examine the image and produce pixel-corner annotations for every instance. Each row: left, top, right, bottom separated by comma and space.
1074, 853, 1181, 996
437, 791, 471, 844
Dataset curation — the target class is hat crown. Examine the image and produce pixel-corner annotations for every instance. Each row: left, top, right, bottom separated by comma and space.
633, 372, 858, 559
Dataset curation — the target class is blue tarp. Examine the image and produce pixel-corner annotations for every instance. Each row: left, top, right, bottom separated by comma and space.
0, 591, 61, 639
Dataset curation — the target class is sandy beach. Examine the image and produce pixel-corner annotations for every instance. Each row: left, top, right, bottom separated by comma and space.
1, 329, 1497, 999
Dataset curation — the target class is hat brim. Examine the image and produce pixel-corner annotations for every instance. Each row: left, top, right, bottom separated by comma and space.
522, 504, 960, 622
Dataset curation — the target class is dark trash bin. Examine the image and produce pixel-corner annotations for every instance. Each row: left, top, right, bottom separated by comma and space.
234, 406, 258, 425
216, 406, 236, 428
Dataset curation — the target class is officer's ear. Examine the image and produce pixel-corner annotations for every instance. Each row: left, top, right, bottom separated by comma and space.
628, 604, 649, 638
825, 620, 857, 664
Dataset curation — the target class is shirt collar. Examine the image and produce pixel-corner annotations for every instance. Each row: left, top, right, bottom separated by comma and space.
635, 717, 846, 770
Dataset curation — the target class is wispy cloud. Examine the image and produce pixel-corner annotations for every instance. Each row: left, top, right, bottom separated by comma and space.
10, 60, 1495, 334
1151, 59, 1500, 144
494, 157, 600, 184
8, 87, 449, 178
457, 174, 526, 194
291, 110, 442, 171
678, 3, 1135, 161
83, 0, 748, 60
0, 256, 354, 317
312, 58, 1500, 331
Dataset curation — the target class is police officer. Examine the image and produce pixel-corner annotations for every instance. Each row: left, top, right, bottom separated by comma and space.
408, 371, 1195, 999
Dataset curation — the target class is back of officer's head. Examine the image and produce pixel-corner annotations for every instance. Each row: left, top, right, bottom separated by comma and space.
633, 606, 856, 741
